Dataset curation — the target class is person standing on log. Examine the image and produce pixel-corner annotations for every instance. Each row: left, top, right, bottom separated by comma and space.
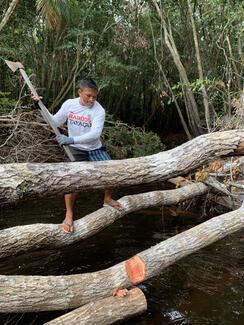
32, 78, 123, 233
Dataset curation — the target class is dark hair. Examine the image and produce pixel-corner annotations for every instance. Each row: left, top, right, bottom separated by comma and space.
79, 78, 98, 90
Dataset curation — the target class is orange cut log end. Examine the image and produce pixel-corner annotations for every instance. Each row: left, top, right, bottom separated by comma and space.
125, 255, 146, 284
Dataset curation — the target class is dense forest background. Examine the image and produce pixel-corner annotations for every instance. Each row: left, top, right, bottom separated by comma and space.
0, 0, 243, 161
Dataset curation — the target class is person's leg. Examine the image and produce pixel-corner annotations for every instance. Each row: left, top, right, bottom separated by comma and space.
88, 147, 123, 210
104, 189, 123, 210
63, 193, 77, 233
62, 147, 88, 233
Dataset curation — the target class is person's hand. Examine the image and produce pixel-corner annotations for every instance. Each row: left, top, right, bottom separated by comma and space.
56, 135, 74, 145
31, 95, 43, 109
31, 95, 43, 101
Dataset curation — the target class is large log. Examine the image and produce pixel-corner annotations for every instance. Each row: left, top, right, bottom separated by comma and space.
0, 183, 208, 259
0, 202, 243, 313
44, 288, 147, 325
0, 130, 244, 206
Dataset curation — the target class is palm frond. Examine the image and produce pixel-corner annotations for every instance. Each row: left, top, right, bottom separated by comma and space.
36, 0, 79, 29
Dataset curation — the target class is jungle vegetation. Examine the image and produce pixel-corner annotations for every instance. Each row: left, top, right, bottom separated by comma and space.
0, 0, 243, 162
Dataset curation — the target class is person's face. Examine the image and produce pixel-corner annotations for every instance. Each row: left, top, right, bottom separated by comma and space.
78, 88, 98, 107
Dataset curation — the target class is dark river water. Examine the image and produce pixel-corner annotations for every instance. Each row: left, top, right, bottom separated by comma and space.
0, 186, 243, 325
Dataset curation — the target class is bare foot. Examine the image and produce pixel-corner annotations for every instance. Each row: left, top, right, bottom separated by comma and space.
62, 221, 74, 233
103, 199, 123, 211
62, 213, 74, 233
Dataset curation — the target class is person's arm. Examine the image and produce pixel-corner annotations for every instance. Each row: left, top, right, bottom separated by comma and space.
51, 101, 70, 127
73, 110, 105, 144
31, 95, 68, 127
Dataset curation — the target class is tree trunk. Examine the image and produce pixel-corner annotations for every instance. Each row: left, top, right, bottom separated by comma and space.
0, 182, 208, 259
187, 0, 211, 131
0, 130, 244, 206
151, 0, 202, 135
148, 15, 192, 140
44, 288, 147, 325
0, 203, 243, 313
0, 0, 21, 32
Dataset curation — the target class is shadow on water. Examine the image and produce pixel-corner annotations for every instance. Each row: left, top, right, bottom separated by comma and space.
0, 185, 244, 324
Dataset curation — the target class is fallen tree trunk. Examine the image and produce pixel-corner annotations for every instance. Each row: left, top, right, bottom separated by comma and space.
44, 288, 147, 325
0, 182, 208, 258
0, 202, 243, 313
0, 130, 244, 206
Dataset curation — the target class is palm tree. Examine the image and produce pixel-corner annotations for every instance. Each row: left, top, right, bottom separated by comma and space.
0, 0, 77, 32
36, 0, 79, 29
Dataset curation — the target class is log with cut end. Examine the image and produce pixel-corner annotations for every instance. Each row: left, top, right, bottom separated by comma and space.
44, 288, 147, 325
0, 182, 208, 258
0, 202, 243, 313
0, 130, 243, 206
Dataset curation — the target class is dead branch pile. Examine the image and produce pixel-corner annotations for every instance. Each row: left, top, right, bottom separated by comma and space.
0, 112, 66, 163
192, 157, 244, 208
0, 111, 164, 163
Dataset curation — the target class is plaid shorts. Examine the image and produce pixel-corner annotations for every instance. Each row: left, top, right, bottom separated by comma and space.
69, 146, 111, 162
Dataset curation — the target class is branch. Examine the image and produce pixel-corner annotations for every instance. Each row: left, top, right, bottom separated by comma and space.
0, 182, 208, 258
44, 288, 147, 325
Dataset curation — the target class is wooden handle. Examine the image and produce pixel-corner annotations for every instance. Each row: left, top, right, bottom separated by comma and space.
19, 69, 75, 161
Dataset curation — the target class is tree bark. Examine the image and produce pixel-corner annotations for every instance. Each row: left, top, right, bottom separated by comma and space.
0, 203, 243, 313
0, 182, 208, 259
187, 0, 211, 132
151, 0, 202, 135
0, 0, 21, 33
0, 130, 244, 206
148, 15, 192, 140
44, 288, 147, 325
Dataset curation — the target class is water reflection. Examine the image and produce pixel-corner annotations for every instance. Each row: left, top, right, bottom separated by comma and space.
0, 188, 243, 324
